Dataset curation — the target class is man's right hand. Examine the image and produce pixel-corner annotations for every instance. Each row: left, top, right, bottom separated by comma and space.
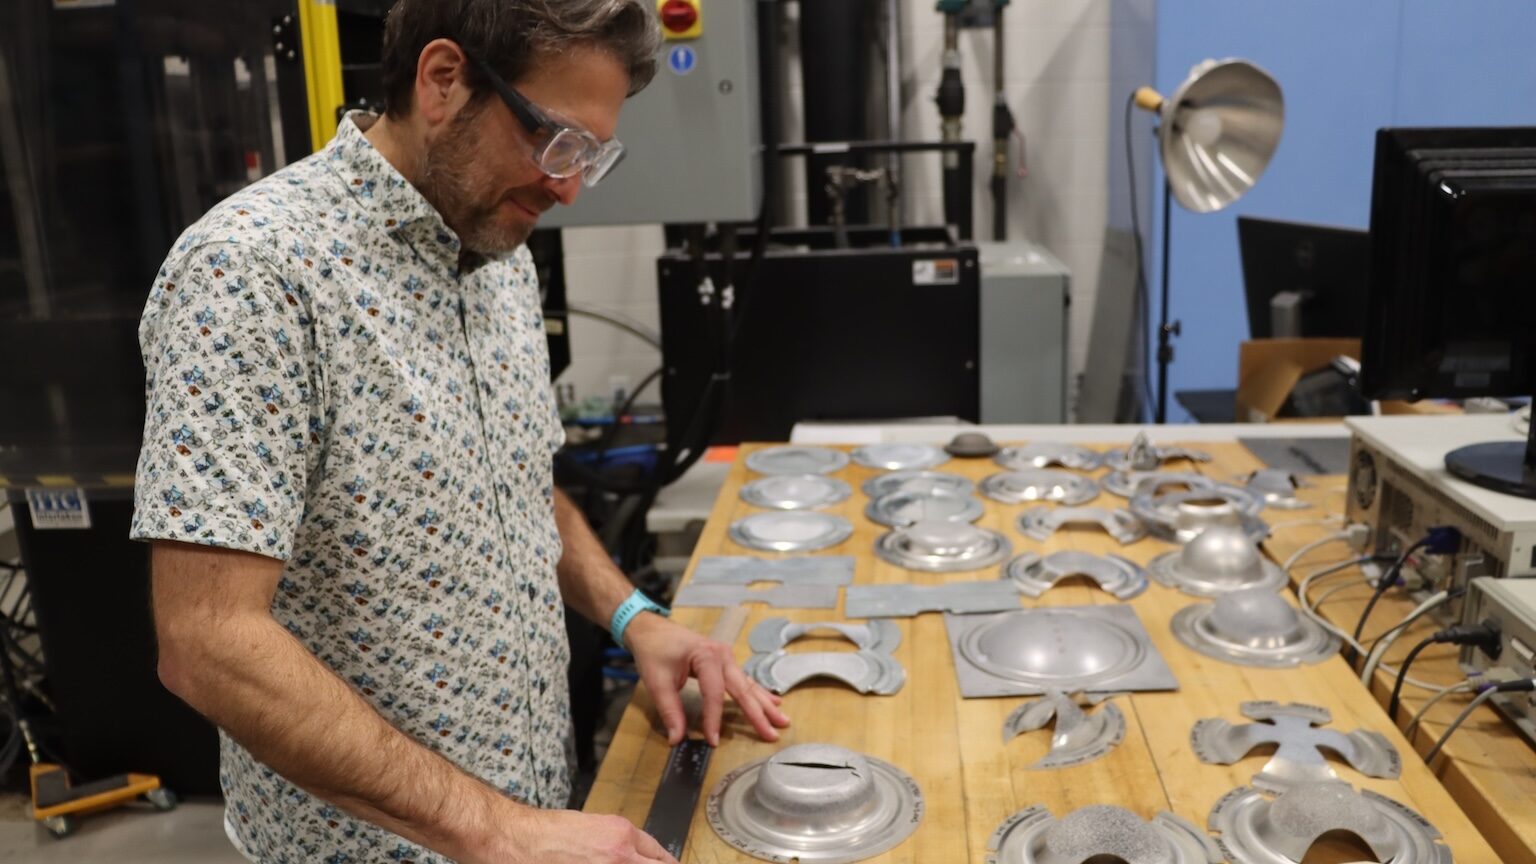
480, 809, 678, 864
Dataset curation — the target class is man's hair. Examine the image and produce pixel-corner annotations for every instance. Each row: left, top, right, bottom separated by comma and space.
380, 0, 661, 118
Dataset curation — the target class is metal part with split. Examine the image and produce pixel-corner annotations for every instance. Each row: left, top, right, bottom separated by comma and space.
744, 650, 906, 695
1002, 690, 1127, 769
728, 511, 854, 552
692, 556, 856, 587
746, 445, 850, 476
1004, 551, 1148, 600
1209, 782, 1451, 864
994, 442, 1104, 472
865, 487, 984, 527
748, 617, 902, 653
1104, 432, 1213, 472
1128, 485, 1268, 545
673, 583, 839, 610
987, 804, 1221, 864
1171, 588, 1340, 668
1015, 506, 1147, 545
1242, 468, 1311, 510
707, 743, 924, 864
740, 474, 853, 510
1191, 701, 1400, 792
945, 605, 1179, 697
1146, 526, 1287, 597
1100, 469, 1215, 500
874, 520, 1013, 572
850, 442, 949, 471
845, 581, 1022, 619
980, 470, 1100, 506
862, 470, 975, 499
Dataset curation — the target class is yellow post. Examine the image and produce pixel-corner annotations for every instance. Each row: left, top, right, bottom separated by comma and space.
297, 0, 347, 153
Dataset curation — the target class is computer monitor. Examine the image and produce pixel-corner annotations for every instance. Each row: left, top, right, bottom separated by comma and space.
1238, 216, 1370, 339
1360, 127, 1536, 497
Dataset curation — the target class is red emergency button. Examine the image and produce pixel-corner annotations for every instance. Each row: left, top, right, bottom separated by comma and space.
660, 0, 697, 33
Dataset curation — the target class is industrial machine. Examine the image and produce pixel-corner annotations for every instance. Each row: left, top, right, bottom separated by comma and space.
977, 242, 1069, 423
1459, 576, 1536, 744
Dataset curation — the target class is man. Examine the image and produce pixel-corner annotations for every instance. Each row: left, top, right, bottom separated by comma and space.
132, 2, 788, 861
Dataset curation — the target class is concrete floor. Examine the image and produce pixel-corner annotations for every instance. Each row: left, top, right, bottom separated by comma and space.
0, 794, 243, 863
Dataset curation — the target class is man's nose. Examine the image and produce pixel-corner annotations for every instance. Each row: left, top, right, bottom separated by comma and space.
542, 173, 581, 207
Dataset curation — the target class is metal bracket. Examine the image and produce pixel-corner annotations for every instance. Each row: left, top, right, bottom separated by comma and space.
1191, 701, 1400, 792
673, 583, 839, 609
747, 617, 902, 653
744, 650, 906, 695
1002, 690, 1127, 769
1016, 506, 1146, 545
845, 581, 1021, 618
692, 556, 856, 587
1004, 550, 1147, 600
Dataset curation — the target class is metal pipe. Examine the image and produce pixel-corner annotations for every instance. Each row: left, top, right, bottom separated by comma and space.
1155, 181, 1180, 423
990, 2, 1013, 241
937, 13, 965, 236
884, 0, 903, 243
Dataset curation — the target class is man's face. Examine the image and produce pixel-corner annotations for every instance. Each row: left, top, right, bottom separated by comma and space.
419, 45, 630, 257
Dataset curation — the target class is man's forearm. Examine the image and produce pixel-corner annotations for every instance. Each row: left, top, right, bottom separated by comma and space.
553, 488, 640, 628
158, 608, 514, 860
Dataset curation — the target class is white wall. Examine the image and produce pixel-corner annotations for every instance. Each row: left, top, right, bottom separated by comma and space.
559, 0, 1135, 420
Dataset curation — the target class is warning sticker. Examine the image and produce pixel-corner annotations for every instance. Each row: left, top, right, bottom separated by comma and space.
912, 258, 960, 285
26, 488, 92, 530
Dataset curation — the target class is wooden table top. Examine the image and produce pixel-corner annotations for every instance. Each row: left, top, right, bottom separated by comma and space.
585, 440, 1515, 863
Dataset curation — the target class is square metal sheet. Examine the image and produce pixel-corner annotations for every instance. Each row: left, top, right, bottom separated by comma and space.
692, 556, 856, 586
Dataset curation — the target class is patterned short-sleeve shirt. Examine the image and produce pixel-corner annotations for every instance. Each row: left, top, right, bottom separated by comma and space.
131, 114, 571, 863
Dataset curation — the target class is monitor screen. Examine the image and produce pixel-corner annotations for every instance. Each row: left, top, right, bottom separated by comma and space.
1238, 216, 1370, 339
1360, 128, 1536, 400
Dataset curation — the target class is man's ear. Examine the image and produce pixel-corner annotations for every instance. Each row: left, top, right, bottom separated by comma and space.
413, 38, 474, 127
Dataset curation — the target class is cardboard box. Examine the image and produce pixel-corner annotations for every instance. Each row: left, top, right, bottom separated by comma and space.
1235, 339, 1459, 423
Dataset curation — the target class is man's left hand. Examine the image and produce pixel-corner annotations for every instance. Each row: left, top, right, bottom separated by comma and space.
625, 613, 791, 746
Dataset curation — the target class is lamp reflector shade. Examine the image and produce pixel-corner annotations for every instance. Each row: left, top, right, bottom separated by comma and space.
1157, 59, 1284, 213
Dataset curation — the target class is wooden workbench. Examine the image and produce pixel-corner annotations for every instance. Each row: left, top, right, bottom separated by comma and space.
586, 441, 1514, 862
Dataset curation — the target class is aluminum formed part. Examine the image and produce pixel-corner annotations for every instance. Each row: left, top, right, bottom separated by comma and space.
744, 650, 906, 695
865, 488, 985, 527
981, 470, 1101, 506
994, 443, 1104, 472
1128, 485, 1269, 545
1243, 468, 1312, 510
850, 443, 950, 471
1170, 589, 1340, 668
1004, 551, 1148, 600
1101, 469, 1216, 500
1146, 527, 1288, 597
1209, 782, 1451, 864
1104, 432, 1213, 472
729, 511, 854, 553
987, 804, 1221, 864
1002, 691, 1128, 770
845, 581, 1023, 619
693, 556, 856, 587
707, 743, 924, 864
674, 583, 840, 610
1016, 506, 1147, 545
748, 617, 902, 654
1191, 701, 1401, 792
947, 431, 1002, 458
862, 470, 975, 499
945, 606, 1179, 697
740, 474, 853, 510
874, 520, 1013, 572
746, 446, 851, 476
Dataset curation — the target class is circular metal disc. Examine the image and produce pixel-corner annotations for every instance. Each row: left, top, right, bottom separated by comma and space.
994, 443, 1103, 472
988, 804, 1219, 864
707, 743, 924, 864
1005, 551, 1148, 600
729, 511, 854, 553
1146, 526, 1287, 596
866, 488, 984, 527
746, 446, 851, 476
741, 474, 852, 511
1171, 590, 1339, 668
851, 443, 950, 471
1129, 485, 1268, 544
1209, 783, 1450, 864
981, 470, 1099, 506
874, 520, 1012, 572
862, 470, 975, 499
959, 609, 1146, 689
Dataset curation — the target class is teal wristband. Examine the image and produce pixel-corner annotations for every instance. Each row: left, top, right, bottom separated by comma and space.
610, 589, 670, 647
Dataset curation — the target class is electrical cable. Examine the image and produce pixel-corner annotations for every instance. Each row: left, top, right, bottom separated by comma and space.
1123, 92, 1156, 420
556, 304, 662, 349
1387, 637, 1440, 722
1351, 540, 1428, 657
1387, 621, 1502, 720
1360, 590, 1450, 685
1404, 679, 1480, 739
1293, 556, 1445, 692
1282, 529, 1353, 572
1423, 681, 1533, 763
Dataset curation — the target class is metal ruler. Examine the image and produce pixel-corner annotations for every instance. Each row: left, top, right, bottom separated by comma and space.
643, 738, 713, 859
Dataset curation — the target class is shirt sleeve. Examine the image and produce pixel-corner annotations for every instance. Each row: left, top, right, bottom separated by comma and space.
130, 241, 323, 559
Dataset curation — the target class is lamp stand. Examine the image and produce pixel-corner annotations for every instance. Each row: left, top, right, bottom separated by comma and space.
1154, 180, 1181, 424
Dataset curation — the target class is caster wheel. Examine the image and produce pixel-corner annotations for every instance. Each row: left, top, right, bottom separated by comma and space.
42, 814, 77, 838
146, 788, 179, 812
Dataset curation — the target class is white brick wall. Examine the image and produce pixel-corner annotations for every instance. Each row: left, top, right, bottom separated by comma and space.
559, 0, 1142, 421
